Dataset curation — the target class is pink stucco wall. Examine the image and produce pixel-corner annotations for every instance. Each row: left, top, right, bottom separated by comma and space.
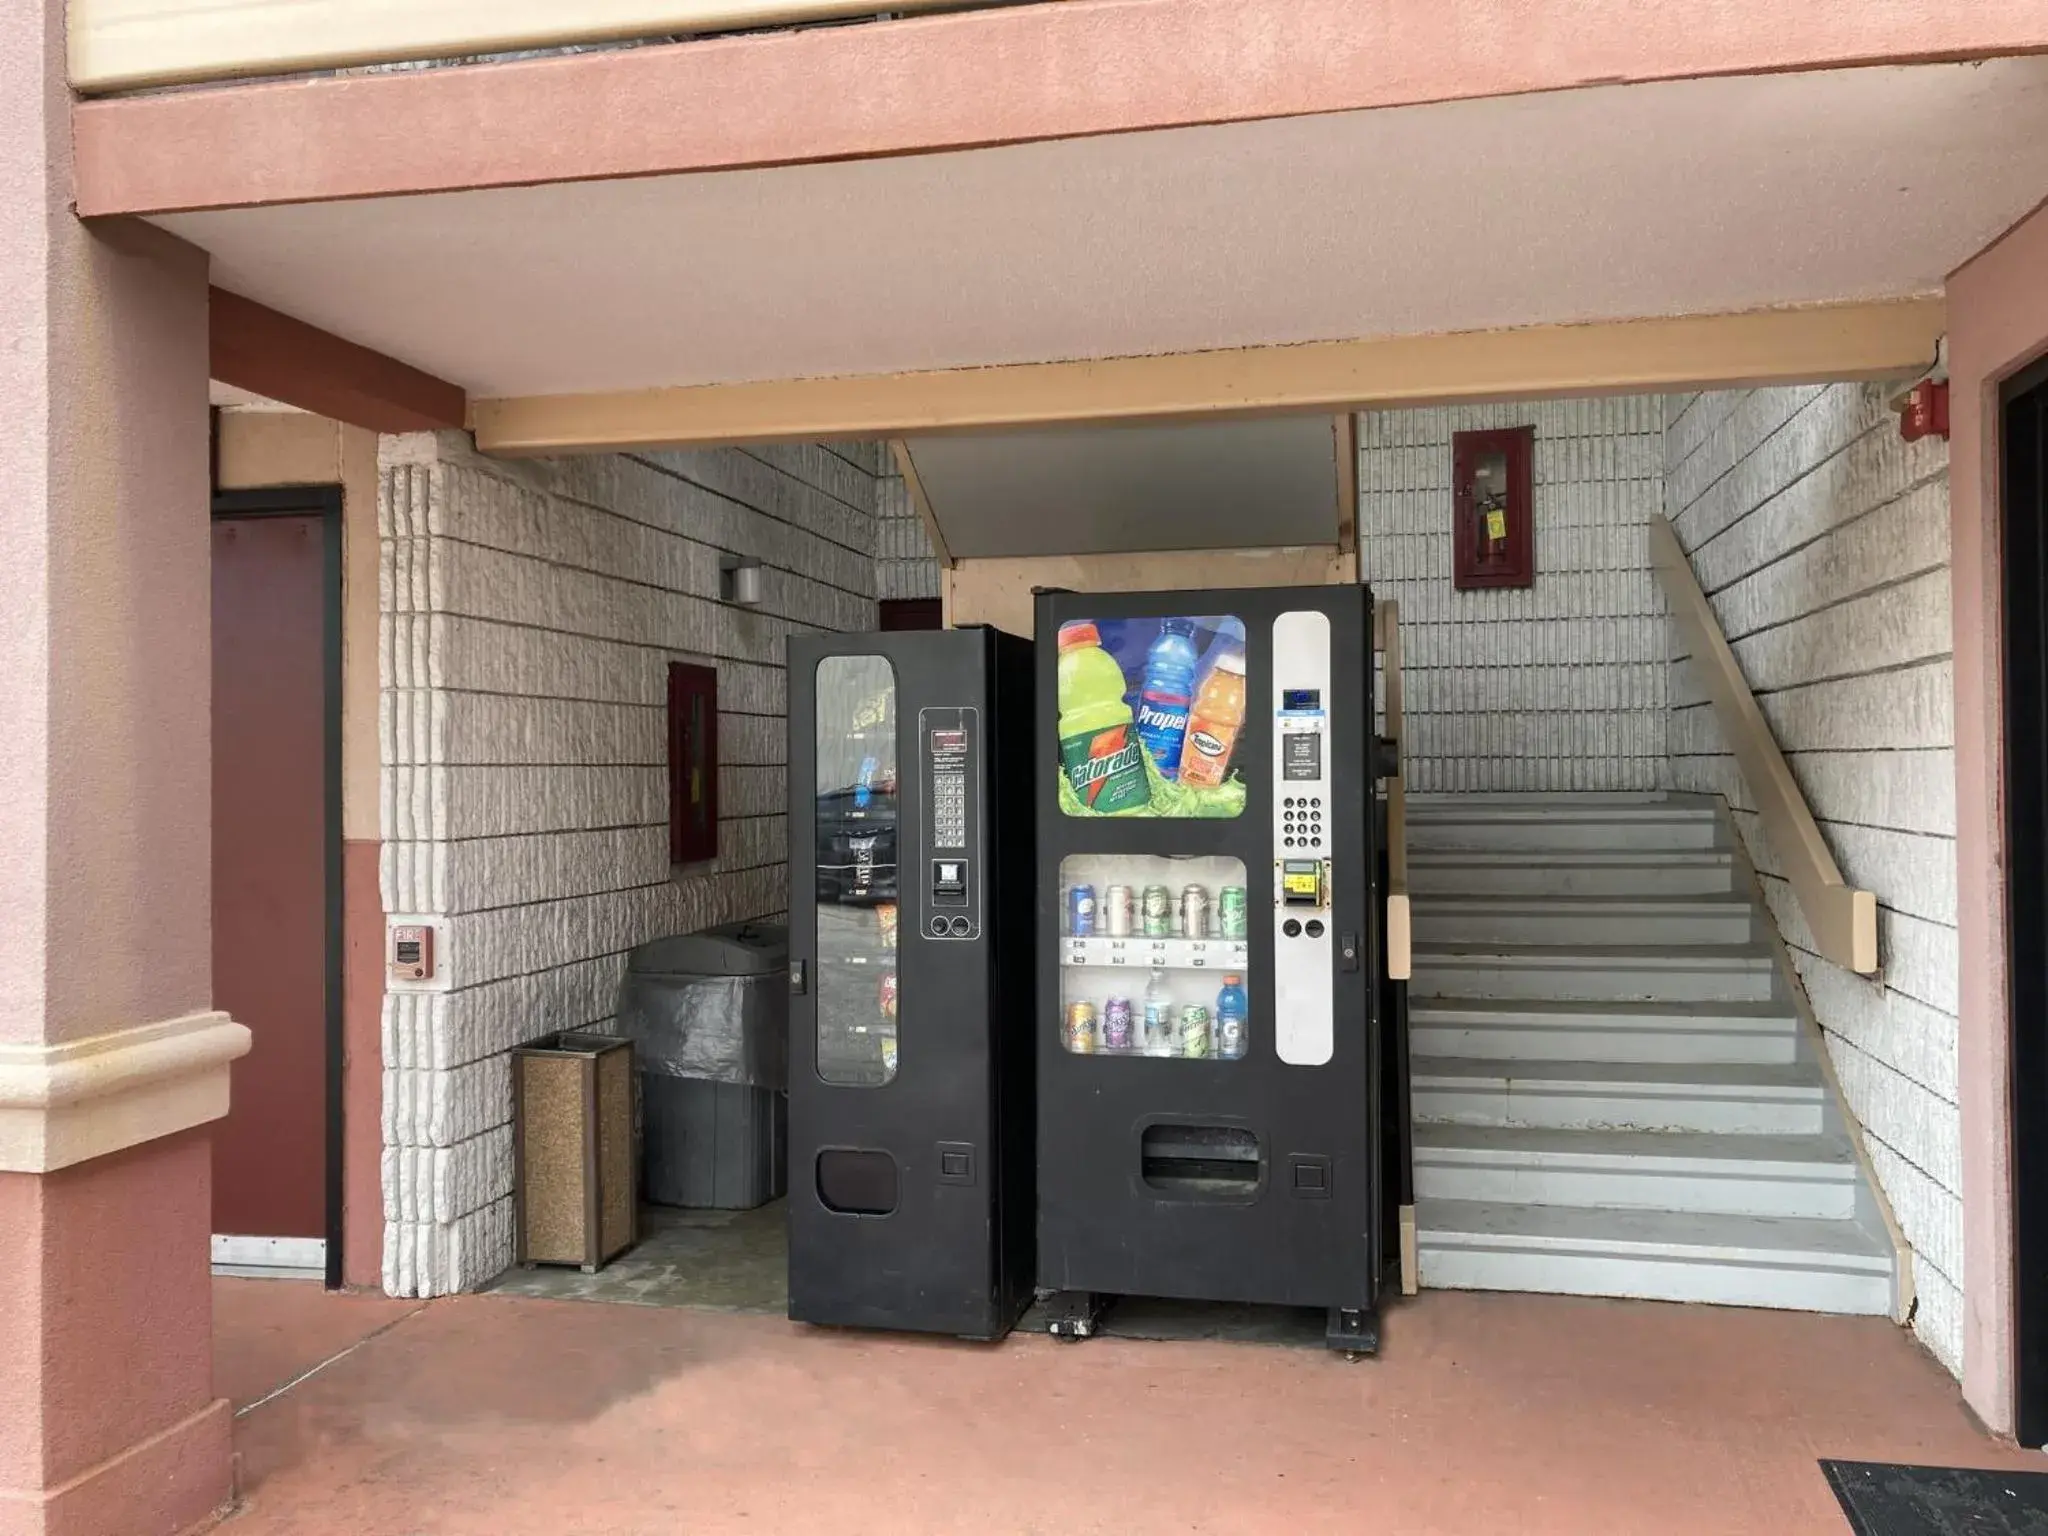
71, 0, 2048, 216
0, 3, 231, 1529
1949, 196, 2048, 1438
0, 0, 213, 1050
0, 1134, 231, 1536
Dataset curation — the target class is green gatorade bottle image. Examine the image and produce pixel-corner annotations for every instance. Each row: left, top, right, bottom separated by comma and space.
1057, 621, 1151, 813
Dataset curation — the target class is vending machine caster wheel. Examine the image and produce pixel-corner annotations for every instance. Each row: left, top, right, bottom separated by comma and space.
1326, 1306, 1379, 1358
1045, 1291, 1109, 1341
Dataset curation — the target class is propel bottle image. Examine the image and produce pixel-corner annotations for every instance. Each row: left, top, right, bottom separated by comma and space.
1057, 621, 1151, 813
1134, 618, 1198, 779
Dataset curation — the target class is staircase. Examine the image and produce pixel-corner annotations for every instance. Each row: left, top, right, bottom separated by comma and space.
1405, 792, 1895, 1316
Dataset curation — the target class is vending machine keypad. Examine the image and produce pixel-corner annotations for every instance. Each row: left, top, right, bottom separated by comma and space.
920, 707, 981, 940
1271, 611, 1335, 1067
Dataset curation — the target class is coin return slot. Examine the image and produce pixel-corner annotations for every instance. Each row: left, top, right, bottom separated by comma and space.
1141, 1124, 1260, 1198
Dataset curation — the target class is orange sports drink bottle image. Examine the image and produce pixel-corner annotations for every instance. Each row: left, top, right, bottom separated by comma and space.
1177, 648, 1246, 787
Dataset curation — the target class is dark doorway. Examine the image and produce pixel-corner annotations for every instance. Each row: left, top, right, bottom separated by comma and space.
878, 597, 943, 631
210, 486, 344, 1286
2004, 358, 2048, 1445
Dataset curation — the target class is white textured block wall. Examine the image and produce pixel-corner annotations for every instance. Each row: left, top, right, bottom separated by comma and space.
379, 432, 882, 1296
874, 453, 941, 602
1664, 384, 1959, 1372
1357, 397, 1668, 792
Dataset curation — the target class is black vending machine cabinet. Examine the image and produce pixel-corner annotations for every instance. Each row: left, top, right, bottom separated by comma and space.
1034, 585, 1384, 1352
786, 624, 1036, 1339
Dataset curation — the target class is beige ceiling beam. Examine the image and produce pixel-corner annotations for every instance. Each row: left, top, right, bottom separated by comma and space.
69, 0, 975, 93
472, 300, 1944, 456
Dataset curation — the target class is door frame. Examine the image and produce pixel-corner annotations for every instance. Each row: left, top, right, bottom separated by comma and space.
211, 485, 346, 1289
2003, 354, 2048, 1445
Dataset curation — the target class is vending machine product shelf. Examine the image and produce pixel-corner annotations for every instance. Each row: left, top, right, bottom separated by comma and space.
1035, 587, 1387, 1354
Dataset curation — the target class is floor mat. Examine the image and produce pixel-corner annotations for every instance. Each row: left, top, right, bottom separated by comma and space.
1821, 1460, 2048, 1535
488, 1201, 787, 1312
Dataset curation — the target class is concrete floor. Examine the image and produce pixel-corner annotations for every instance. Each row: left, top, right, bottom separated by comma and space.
213, 1278, 2043, 1535
487, 1201, 789, 1312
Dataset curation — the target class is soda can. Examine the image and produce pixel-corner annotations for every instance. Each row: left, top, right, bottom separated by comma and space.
1102, 997, 1135, 1052
1178, 1004, 1211, 1058
876, 902, 899, 949
880, 1033, 899, 1077
1067, 884, 1097, 938
1141, 884, 1175, 937
1063, 1001, 1099, 1054
878, 971, 898, 1022
1218, 885, 1250, 940
1103, 885, 1135, 937
1180, 884, 1210, 939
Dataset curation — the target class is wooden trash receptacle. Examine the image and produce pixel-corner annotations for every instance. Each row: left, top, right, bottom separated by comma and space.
513, 1032, 637, 1272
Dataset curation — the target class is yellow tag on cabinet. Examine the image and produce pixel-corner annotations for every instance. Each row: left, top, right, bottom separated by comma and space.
1485, 508, 1508, 542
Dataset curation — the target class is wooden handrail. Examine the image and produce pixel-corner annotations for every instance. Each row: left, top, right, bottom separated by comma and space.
1376, 599, 1410, 981
1650, 515, 1878, 975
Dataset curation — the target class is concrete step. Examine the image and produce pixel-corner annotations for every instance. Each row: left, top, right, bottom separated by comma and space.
1413, 895, 1755, 948
1412, 943, 1779, 1004
1406, 850, 1739, 899
1413, 1126, 1860, 1219
1411, 1056, 1827, 1133
1410, 997, 1799, 1065
1406, 805, 1724, 855
1415, 1199, 1893, 1315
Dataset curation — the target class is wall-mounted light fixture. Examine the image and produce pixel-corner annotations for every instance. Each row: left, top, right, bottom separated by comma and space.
720, 555, 764, 606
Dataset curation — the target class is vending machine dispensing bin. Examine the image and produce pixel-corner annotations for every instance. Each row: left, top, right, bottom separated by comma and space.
1035, 586, 1387, 1353
786, 625, 1037, 1339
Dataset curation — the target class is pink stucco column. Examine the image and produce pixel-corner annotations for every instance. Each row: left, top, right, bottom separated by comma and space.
1949, 199, 2048, 1440
0, 4, 231, 1533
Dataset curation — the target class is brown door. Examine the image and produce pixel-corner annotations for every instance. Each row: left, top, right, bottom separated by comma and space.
211, 512, 330, 1242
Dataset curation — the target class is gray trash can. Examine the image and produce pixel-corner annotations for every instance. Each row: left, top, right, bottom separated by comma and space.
615, 921, 789, 1210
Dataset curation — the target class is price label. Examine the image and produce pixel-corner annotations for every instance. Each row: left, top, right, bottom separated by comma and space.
1191, 956, 1207, 968
1110, 953, 1128, 966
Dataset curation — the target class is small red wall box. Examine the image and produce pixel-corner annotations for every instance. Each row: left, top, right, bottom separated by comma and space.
1897, 379, 1950, 443
1452, 426, 1536, 590
668, 661, 720, 865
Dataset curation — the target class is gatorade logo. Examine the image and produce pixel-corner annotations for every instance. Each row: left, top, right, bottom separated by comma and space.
1072, 739, 1141, 789
1188, 730, 1226, 758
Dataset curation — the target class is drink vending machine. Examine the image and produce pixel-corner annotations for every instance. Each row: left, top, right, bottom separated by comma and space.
1036, 584, 1387, 1353
785, 625, 1037, 1339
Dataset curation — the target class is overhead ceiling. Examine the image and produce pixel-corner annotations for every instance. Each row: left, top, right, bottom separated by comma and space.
902, 415, 1345, 559
156, 58, 2048, 399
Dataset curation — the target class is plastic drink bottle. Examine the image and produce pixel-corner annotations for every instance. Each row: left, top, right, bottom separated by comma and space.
1143, 969, 1174, 1057
1178, 648, 1247, 787
1134, 619, 1199, 779
1056, 622, 1151, 813
1215, 974, 1248, 1060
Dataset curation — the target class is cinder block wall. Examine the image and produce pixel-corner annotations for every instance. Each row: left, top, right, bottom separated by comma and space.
1664, 384, 1958, 1371
1355, 397, 1669, 793
378, 432, 881, 1296
875, 451, 941, 602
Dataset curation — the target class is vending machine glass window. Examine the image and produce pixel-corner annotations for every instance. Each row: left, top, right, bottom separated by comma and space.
1056, 854, 1251, 1061
813, 654, 900, 1087
1054, 613, 1247, 819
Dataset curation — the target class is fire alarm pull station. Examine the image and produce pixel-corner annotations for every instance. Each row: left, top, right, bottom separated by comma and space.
389, 925, 434, 982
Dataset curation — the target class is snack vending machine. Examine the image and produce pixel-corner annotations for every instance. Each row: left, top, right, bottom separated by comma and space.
1035, 585, 1386, 1352
786, 625, 1037, 1339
